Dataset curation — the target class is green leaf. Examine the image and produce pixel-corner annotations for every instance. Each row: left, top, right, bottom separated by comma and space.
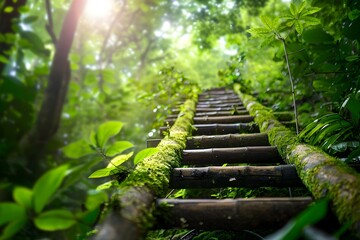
301, 7, 321, 17
134, 148, 159, 165
88, 166, 124, 178
294, 21, 304, 34
341, 94, 360, 125
34, 209, 76, 231
62, 139, 95, 159
33, 165, 68, 213
301, 16, 321, 26
107, 152, 133, 168
349, 9, 360, 21
0, 203, 26, 226
19, 31, 48, 56
4, 6, 14, 13
289, 3, 296, 16
13, 187, 33, 209
303, 28, 333, 43
22, 15, 38, 23
297, 1, 306, 15
260, 16, 276, 30
96, 121, 124, 148
266, 198, 328, 240
96, 180, 119, 191
105, 141, 133, 157
85, 190, 108, 210
0, 219, 27, 240
345, 55, 359, 62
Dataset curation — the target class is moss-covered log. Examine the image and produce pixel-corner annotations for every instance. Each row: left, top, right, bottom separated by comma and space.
95, 95, 197, 240
234, 84, 360, 236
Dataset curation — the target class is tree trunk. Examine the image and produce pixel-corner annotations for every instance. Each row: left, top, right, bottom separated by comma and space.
20, 0, 87, 175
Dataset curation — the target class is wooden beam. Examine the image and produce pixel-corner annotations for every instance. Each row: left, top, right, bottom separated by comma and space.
195, 110, 249, 116
193, 115, 254, 124
182, 146, 282, 165
196, 106, 247, 112
160, 123, 259, 136
155, 198, 312, 230
186, 133, 270, 149
196, 103, 243, 108
169, 165, 302, 188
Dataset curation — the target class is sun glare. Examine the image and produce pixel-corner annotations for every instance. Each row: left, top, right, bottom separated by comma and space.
84, 0, 113, 19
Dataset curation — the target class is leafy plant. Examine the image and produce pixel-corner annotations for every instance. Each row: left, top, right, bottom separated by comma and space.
300, 93, 360, 161
247, 1, 322, 134
0, 165, 107, 239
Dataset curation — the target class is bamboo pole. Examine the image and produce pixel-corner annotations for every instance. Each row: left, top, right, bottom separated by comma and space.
147, 133, 269, 148
182, 146, 282, 165
169, 165, 302, 188
235, 84, 360, 236
186, 133, 269, 149
193, 115, 254, 124
155, 198, 312, 230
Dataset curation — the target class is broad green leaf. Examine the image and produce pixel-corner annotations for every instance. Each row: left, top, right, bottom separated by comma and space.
89, 131, 97, 147
88, 166, 125, 178
341, 94, 360, 125
301, 16, 321, 26
0, 219, 27, 240
266, 198, 328, 240
33, 165, 68, 213
301, 7, 321, 17
13, 187, 33, 209
19, 31, 48, 56
105, 141, 133, 157
294, 21, 304, 34
134, 148, 159, 165
107, 152, 133, 168
85, 190, 108, 210
260, 16, 275, 30
247, 27, 272, 38
297, 1, 306, 15
62, 139, 95, 159
34, 209, 76, 231
0, 203, 26, 226
289, 3, 296, 16
96, 121, 124, 148
345, 55, 359, 62
96, 180, 119, 191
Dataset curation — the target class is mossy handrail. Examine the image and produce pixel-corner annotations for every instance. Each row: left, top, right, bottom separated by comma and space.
95, 92, 198, 240
234, 84, 360, 236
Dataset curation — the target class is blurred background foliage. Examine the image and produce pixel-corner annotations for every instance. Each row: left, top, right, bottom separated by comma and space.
0, 0, 359, 238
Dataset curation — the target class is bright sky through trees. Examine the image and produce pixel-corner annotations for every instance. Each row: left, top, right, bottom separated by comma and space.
84, 0, 114, 19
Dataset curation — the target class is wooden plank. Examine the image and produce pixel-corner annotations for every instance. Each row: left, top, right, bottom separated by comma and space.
195, 110, 249, 116
169, 165, 302, 188
197, 103, 243, 108
193, 115, 254, 124
186, 133, 270, 149
147, 133, 269, 148
182, 146, 282, 165
160, 123, 259, 136
155, 197, 312, 230
196, 106, 247, 112
196, 100, 241, 105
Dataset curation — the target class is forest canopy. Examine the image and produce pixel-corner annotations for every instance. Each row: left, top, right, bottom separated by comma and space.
0, 0, 359, 239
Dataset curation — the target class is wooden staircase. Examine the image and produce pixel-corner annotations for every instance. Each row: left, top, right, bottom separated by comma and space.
94, 87, 360, 240
149, 89, 312, 237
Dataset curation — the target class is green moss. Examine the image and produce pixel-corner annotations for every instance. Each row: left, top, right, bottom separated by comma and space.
235, 85, 360, 235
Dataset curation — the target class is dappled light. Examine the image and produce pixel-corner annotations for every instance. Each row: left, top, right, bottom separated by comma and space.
84, 0, 114, 20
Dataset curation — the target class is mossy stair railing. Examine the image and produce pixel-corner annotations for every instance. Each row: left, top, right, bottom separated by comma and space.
94, 92, 197, 239
233, 84, 360, 236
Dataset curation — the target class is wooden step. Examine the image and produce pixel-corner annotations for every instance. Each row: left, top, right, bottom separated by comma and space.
165, 115, 254, 125
169, 165, 302, 188
196, 106, 247, 112
160, 123, 259, 136
147, 133, 270, 148
196, 100, 242, 105
196, 103, 243, 108
155, 198, 312, 230
195, 110, 248, 116
182, 146, 282, 165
